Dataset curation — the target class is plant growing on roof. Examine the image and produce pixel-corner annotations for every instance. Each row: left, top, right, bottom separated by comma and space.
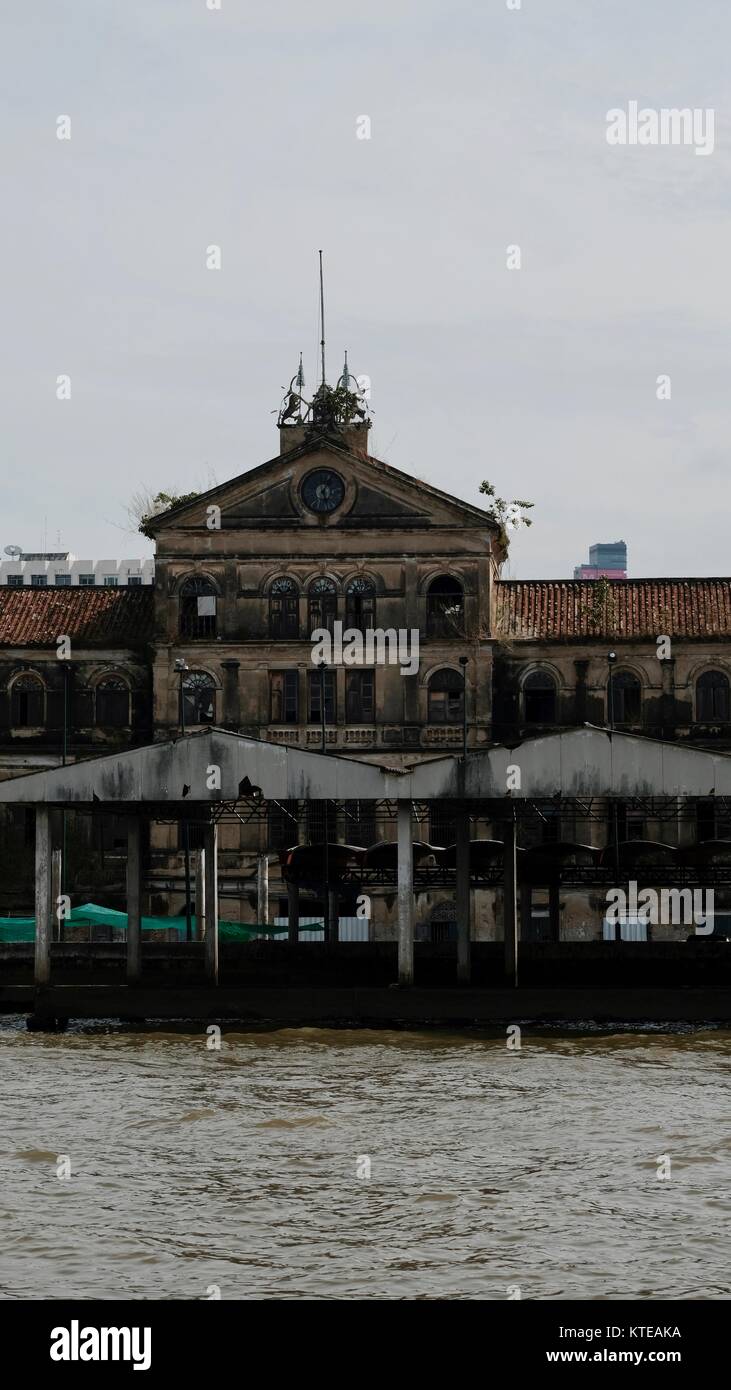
132, 491, 202, 540
479, 481, 534, 541
580, 575, 618, 634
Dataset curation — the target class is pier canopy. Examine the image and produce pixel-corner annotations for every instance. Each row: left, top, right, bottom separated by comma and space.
0, 727, 388, 809
1, 724, 731, 808
400, 726, 731, 802
4, 725, 731, 997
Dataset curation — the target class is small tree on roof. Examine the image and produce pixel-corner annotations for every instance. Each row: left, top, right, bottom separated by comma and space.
128, 489, 202, 540
479, 481, 534, 537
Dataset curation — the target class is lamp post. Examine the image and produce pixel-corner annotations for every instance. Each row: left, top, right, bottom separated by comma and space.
607, 650, 617, 731
175, 657, 192, 942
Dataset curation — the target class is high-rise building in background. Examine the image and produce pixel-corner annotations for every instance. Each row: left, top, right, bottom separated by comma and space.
574, 540, 627, 580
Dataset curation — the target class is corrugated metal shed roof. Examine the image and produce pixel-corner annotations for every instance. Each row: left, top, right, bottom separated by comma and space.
0, 588, 154, 647
1, 726, 730, 803
495, 579, 731, 640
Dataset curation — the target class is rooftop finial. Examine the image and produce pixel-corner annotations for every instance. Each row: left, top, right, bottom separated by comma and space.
277, 353, 307, 426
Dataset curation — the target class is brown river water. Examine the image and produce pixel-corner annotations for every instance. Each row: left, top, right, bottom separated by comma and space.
0, 1020, 729, 1301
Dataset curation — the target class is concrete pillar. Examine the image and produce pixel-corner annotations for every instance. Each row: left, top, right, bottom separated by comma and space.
34, 807, 53, 986
203, 823, 219, 985
194, 849, 205, 942
51, 849, 62, 943
287, 880, 300, 944
503, 819, 519, 987
126, 817, 142, 983
256, 853, 269, 927
456, 807, 471, 983
397, 799, 414, 986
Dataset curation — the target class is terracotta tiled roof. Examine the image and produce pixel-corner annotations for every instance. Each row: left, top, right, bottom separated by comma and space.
495, 579, 731, 641
0, 587, 154, 647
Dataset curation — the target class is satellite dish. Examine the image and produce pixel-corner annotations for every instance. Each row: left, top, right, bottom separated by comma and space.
4, 545, 22, 558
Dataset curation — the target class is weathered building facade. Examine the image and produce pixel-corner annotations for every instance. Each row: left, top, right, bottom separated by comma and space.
2, 374, 730, 938
0, 587, 153, 912
149, 417, 502, 760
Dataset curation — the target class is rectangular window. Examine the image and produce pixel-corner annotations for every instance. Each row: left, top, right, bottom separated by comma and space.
270, 592, 299, 638
78, 574, 95, 587
11, 680, 45, 728
6, 575, 23, 587
345, 670, 375, 722
430, 804, 457, 847
268, 799, 299, 851
96, 681, 129, 728
343, 800, 377, 846
54, 574, 71, 586
103, 576, 118, 587
270, 671, 299, 723
306, 800, 337, 844
615, 804, 644, 841
179, 820, 205, 851
308, 670, 336, 723
127, 575, 142, 587
30, 575, 47, 587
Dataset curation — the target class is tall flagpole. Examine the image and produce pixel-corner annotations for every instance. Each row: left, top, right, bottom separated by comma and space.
319, 249, 326, 388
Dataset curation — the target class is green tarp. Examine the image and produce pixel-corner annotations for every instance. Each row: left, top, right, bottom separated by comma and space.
0, 902, 322, 943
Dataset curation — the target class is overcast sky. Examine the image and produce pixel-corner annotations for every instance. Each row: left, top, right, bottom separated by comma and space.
3, 1, 729, 578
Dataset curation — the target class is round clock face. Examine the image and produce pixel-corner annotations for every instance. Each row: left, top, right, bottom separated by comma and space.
301, 469, 345, 514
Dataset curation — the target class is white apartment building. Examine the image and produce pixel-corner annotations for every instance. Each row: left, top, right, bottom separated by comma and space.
0, 552, 154, 588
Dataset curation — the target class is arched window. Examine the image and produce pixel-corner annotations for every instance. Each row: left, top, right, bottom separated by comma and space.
179, 576, 217, 639
95, 676, 130, 728
345, 577, 375, 634
428, 668, 464, 723
696, 669, 730, 722
609, 670, 641, 724
426, 575, 464, 637
182, 671, 216, 726
269, 577, 299, 639
10, 674, 45, 728
308, 577, 337, 636
523, 670, 556, 724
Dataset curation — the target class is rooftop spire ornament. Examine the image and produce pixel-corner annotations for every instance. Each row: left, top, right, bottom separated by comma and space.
277, 353, 306, 426
276, 254, 372, 437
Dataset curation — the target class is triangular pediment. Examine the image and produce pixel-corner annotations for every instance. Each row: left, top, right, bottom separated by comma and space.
223, 479, 299, 522
348, 483, 426, 520
147, 433, 499, 535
